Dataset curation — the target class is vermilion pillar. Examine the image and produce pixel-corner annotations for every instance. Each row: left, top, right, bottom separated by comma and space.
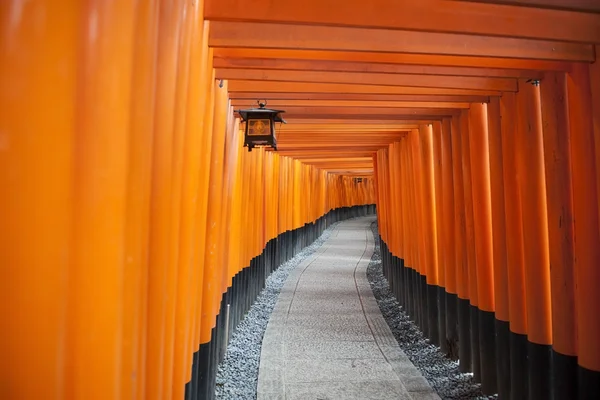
67, 2, 135, 399
420, 124, 440, 345
515, 79, 552, 400
460, 109, 481, 381
500, 92, 529, 399
442, 118, 459, 361
567, 63, 600, 399
487, 97, 511, 399
450, 116, 471, 372
539, 72, 577, 399
468, 102, 497, 394
0, 3, 77, 398
433, 121, 447, 351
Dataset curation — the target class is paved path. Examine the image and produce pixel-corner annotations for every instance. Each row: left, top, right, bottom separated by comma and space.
257, 217, 440, 400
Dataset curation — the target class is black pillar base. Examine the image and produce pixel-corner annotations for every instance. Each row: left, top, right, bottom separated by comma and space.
427, 283, 439, 346
510, 331, 529, 400
446, 292, 459, 360
495, 319, 511, 400
458, 297, 472, 373
527, 341, 551, 400
551, 350, 577, 400
437, 286, 448, 354
479, 309, 498, 394
470, 305, 481, 382
578, 364, 600, 400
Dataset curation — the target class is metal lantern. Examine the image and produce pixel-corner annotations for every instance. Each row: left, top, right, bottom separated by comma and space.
235, 100, 286, 152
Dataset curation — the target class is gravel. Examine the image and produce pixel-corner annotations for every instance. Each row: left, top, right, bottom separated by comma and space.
215, 221, 342, 400
366, 221, 498, 400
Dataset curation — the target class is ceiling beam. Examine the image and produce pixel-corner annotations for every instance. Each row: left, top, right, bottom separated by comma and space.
228, 80, 502, 96
463, 0, 600, 13
209, 21, 594, 62
229, 92, 490, 103
213, 48, 571, 71
232, 100, 471, 109
217, 68, 517, 91
245, 106, 457, 116
204, 0, 600, 43
213, 57, 539, 79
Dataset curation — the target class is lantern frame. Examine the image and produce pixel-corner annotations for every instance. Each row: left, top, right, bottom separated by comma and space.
235, 100, 286, 152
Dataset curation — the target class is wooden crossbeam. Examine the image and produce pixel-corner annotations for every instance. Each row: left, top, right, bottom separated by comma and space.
210, 22, 594, 62
217, 68, 517, 91
204, 0, 600, 43
214, 57, 539, 79
228, 80, 502, 96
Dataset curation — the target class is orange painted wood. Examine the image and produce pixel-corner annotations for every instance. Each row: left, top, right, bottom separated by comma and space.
432, 122, 446, 288
234, 106, 457, 116
567, 63, 600, 372
209, 21, 595, 61
0, 2, 77, 398
192, 49, 215, 352
468, 102, 495, 313
214, 48, 571, 72
590, 49, 600, 229
184, 20, 212, 388
65, 1, 136, 398
441, 118, 457, 295
499, 92, 528, 336
230, 92, 491, 103
450, 116, 469, 300
539, 72, 576, 356
460, 110, 478, 307
200, 78, 229, 343
164, 2, 193, 395
232, 99, 471, 109
124, 1, 160, 397
217, 67, 518, 91
214, 57, 538, 79
486, 98, 510, 322
144, 2, 185, 396
515, 80, 552, 346
468, 0, 600, 13
204, 0, 600, 42
228, 80, 503, 96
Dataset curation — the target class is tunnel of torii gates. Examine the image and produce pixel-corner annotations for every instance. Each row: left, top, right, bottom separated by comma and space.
1, 0, 600, 400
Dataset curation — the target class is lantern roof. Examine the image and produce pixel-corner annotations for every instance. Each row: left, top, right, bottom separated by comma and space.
236, 101, 287, 124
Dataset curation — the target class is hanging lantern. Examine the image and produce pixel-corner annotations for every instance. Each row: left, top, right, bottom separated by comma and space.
235, 100, 286, 152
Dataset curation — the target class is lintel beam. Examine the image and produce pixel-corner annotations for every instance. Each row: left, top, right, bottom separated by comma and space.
204, 0, 600, 43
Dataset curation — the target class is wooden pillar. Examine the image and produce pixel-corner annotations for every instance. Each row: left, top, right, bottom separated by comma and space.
539, 72, 578, 399
450, 115, 471, 372
124, 1, 160, 398
420, 124, 440, 345
433, 121, 447, 351
199, 77, 227, 399
468, 102, 497, 394
515, 79, 552, 400
0, 3, 77, 398
567, 63, 600, 399
487, 97, 511, 399
66, 2, 135, 399
460, 109, 481, 381
500, 92, 529, 399
442, 117, 459, 360
144, 0, 184, 397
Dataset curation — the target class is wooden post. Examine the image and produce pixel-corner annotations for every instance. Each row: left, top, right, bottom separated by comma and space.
450, 115, 471, 371
460, 109, 481, 381
487, 97, 511, 398
539, 72, 577, 399
0, 2, 78, 398
567, 63, 600, 398
500, 91, 529, 399
468, 102, 497, 394
515, 79, 552, 400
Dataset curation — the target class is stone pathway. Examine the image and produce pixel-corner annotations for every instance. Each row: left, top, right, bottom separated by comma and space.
257, 217, 440, 400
